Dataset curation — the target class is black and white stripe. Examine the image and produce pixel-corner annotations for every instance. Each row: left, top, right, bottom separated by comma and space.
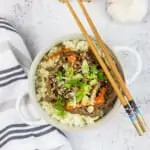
0, 65, 27, 87
0, 123, 56, 148
0, 17, 17, 33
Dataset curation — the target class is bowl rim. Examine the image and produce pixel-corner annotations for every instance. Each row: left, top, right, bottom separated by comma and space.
28, 33, 124, 132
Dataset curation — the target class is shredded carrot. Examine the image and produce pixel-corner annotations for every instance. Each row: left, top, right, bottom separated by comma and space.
63, 48, 71, 53
49, 48, 71, 59
66, 104, 82, 111
94, 87, 107, 105
66, 106, 74, 111
67, 55, 76, 64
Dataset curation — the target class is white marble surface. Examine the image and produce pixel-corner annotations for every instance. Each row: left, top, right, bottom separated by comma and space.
0, 0, 150, 150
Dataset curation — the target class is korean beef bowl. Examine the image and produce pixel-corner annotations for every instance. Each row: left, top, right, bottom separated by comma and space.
29, 35, 124, 131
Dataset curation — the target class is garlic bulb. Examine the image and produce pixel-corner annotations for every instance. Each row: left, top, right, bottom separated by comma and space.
107, 0, 148, 23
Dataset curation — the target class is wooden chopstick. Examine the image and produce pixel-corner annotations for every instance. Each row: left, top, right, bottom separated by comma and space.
77, 0, 147, 132
64, 0, 144, 136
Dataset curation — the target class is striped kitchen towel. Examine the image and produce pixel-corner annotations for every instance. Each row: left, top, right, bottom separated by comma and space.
0, 18, 72, 150
0, 42, 28, 103
0, 108, 72, 150
0, 17, 32, 105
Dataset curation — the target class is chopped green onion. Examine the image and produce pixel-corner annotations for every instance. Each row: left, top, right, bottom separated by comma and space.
55, 103, 64, 111
64, 83, 72, 89
97, 72, 107, 80
82, 60, 89, 74
59, 96, 65, 105
56, 71, 63, 81
65, 80, 84, 89
90, 79, 98, 86
57, 111, 66, 116
55, 97, 65, 111
89, 65, 107, 81
75, 91, 85, 102
55, 97, 66, 116
90, 65, 98, 75
78, 82, 85, 88
67, 79, 78, 87
82, 84, 90, 93
75, 84, 90, 102
85, 74, 97, 80
65, 67, 74, 78
72, 74, 83, 80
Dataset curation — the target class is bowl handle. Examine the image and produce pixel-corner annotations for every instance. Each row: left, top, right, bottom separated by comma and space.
112, 46, 142, 85
16, 92, 46, 125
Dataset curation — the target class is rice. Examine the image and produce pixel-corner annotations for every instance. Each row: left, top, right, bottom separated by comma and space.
41, 101, 99, 127
63, 40, 89, 52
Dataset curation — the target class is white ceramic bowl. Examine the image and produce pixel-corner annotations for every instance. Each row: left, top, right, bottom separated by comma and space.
16, 34, 142, 132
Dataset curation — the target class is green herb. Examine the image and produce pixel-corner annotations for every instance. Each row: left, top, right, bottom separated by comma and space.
64, 83, 72, 89
90, 65, 98, 75
75, 84, 90, 102
75, 91, 85, 102
81, 84, 90, 93
82, 60, 89, 74
58, 96, 65, 104
57, 111, 66, 116
97, 72, 107, 80
65, 67, 74, 78
56, 71, 63, 81
72, 74, 83, 80
65, 80, 78, 88
89, 65, 107, 81
68, 80, 79, 86
55, 97, 66, 117
65, 79, 81, 88
89, 79, 98, 86
55, 103, 64, 111
86, 74, 97, 80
